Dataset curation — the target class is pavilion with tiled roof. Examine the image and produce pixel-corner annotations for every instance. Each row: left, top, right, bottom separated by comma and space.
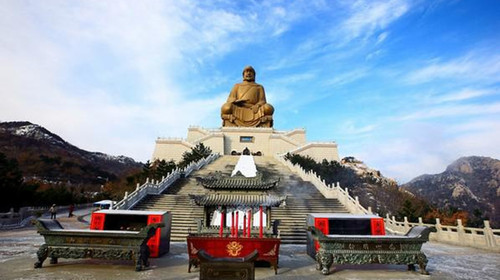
189, 193, 286, 207
193, 155, 284, 237
195, 171, 280, 190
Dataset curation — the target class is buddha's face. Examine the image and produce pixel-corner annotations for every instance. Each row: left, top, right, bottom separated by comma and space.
243, 69, 255, 82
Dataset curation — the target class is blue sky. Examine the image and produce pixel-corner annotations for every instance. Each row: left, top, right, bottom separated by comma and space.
1, 0, 499, 183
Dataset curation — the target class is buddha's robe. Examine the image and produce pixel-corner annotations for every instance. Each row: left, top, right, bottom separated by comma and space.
221, 81, 274, 127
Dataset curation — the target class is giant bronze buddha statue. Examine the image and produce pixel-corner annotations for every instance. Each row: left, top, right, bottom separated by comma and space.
221, 66, 274, 127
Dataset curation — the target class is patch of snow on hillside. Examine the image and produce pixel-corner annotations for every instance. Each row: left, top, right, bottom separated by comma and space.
13, 124, 65, 146
92, 152, 136, 164
13, 124, 39, 137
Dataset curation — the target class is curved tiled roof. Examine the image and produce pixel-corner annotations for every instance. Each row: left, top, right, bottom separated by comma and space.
196, 172, 279, 190
189, 193, 287, 207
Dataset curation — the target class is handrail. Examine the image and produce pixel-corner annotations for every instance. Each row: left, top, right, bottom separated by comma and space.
0, 203, 93, 229
275, 154, 499, 252
269, 133, 301, 147
384, 215, 499, 252
114, 153, 220, 210
285, 142, 338, 156
274, 155, 370, 215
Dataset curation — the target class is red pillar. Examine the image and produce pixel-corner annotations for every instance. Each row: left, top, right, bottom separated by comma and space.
247, 209, 252, 237
236, 211, 239, 238
259, 206, 263, 238
243, 214, 247, 238
231, 211, 234, 237
219, 209, 224, 237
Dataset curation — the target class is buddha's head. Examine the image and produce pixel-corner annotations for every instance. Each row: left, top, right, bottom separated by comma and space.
242, 66, 256, 82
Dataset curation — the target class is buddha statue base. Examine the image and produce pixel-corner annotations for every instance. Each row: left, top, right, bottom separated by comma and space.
221, 114, 273, 128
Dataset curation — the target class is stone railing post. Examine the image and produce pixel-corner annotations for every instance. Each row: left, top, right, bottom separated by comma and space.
19, 207, 28, 220
418, 217, 424, 226
123, 191, 129, 208
457, 219, 466, 245
404, 216, 410, 231
392, 216, 397, 229
483, 220, 495, 247
435, 218, 442, 237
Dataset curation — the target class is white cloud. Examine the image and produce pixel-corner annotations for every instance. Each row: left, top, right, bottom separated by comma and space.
0, 1, 257, 161
376, 32, 389, 45
1, 1, 322, 161
265, 1, 410, 71
271, 72, 316, 85
399, 102, 500, 121
339, 121, 378, 137
366, 49, 384, 60
323, 68, 368, 87
355, 118, 500, 183
433, 88, 499, 103
1, 0, 498, 186
405, 52, 500, 85
340, 0, 409, 43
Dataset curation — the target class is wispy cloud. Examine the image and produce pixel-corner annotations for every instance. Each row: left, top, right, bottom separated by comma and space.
266, 1, 410, 71
375, 32, 389, 45
399, 102, 500, 121
339, 0, 410, 43
271, 72, 317, 85
339, 121, 378, 136
323, 68, 368, 87
433, 88, 499, 103
353, 116, 500, 183
1, 0, 498, 184
404, 52, 500, 85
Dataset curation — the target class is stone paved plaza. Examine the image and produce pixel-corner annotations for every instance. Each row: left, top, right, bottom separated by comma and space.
0, 208, 499, 280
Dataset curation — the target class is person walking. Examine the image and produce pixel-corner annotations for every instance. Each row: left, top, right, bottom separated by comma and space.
68, 204, 74, 217
49, 204, 57, 219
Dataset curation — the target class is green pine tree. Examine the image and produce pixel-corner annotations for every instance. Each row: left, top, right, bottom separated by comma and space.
178, 143, 212, 168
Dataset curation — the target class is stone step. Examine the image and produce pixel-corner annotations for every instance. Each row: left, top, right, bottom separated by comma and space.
130, 156, 351, 244
279, 231, 307, 235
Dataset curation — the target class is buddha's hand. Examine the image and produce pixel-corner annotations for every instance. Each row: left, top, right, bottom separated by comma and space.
251, 104, 260, 113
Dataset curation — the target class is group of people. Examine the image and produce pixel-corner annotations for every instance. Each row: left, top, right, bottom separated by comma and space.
48, 204, 75, 220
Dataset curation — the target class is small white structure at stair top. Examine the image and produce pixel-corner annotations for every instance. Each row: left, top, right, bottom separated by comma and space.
231, 155, 257, 177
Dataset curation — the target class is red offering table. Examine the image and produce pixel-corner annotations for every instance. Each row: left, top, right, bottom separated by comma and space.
90, 210, 171, 258
306, 213, 385, 258
187, 235, 280, 274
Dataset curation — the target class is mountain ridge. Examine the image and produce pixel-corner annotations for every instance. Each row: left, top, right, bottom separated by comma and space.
0, 121, 142, 185
403, 156, 499, 227
3, 121, 497, 227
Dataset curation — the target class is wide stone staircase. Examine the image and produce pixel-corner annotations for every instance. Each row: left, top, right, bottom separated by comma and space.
271, 197, 349, 244
132, 156, 236, 241
133, 155, 350, 243
133, 194, 204, 241
255, 156, 349, 244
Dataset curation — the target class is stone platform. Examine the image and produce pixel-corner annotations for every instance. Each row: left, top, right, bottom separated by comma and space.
152, 126, 339, 163
1, 209, 499, 280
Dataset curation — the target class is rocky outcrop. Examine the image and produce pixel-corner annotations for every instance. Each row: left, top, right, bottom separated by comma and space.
403, 156, 500, 227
